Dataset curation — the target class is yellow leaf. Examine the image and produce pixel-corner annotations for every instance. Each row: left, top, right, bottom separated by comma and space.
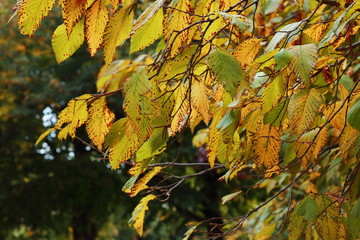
129, 194, 156, 236
288, 214, 305, 240
103, 4, 135, 64
62, 0, 87, 35
169, 83, 190, 135
304, 23, 328, 42
201, 1, 227, 41
340, 126, 359, 159
157, 46, 196, 82
123, 68, 156, 141
85, 0, 109, 56
96, 59, 134, 92
323, 102, 346, 131
255, 124, 281, 168
288, 44, 318, 85
288, 89, 322, 135
51, 18, 85, 63
130, 8, 163, 53
294, 130, 317, 167
296, 0, 304, 10
110, 0, 121, 7
315, 215, 340, 240
350, 83, 360, 104
251, 49, 279, 70
221, 191, 242, 205
264, 165, 281, 178
183, 222, 200, 240
255, 222, 276, 240
313, 126, 327, 158
35, 128, 55, 145
55, 94, 91, 140
192, 129, 208, 147
128, 159, 153, 176
130, 0, 165, 53
128, 167, 163, 197
206, 109, 223, 167
18, 0, 56, 36
233, 38, 262, 67
190, 80, 211, 125
261, 72, 286, 114
189, 110, 202, 132
163, 0, 193, 57
244, 107, 262, 132
109, 125, 142, 169
86, 97, 115, 150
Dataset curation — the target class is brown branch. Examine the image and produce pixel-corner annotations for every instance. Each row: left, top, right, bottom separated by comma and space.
336, 40, 360, 51
149, 162, 223, 167
319, 0, 340, 7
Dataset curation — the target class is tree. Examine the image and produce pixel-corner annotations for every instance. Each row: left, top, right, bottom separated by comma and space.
12, 0, 360, 239
1, 2, 138, 239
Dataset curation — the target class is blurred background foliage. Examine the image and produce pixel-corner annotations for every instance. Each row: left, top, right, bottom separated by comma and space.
0, 1, 268, 239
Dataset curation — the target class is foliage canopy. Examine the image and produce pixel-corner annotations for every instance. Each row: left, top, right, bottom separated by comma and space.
13, 0, 360, 238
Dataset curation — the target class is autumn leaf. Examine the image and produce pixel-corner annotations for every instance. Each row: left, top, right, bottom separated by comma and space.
288, 89, 322, 135
103, 4, 135, 64
55, 94, 91, 140
255, 124, 281, 168
85, 0, 109, 56
62, 0, 87, 35
52, 18, 85, 63
86, 97, 115, 150
233, 38, 262, 67
163, 0, 193, 57
129, 194, 156, 237
18, 0, 56, 36
130, 0, 165, 53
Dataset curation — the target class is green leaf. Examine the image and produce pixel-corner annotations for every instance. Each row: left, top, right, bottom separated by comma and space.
288, 214, 305, 240
218, 12, 250, 32
216, 109, 236, 130
288, 44, 317, 85
183, 222, 199, 240
123, 67, 156, 141
347, 100, 360, 130
135, 130, 167, 162
122, 175, 139, 193
104, 118, 128, 148
221, 191, 242, 205
263, 98, 287, 126
261, 73, 286, 113
274, 48, 293, 70
351, 199, 360, 218
208, 48, 247, 96
266, 21, 303, 52
295, 195, 318, 221
349, 199, 360, 238
319, 2, 360, 47
251, 72, 268, 88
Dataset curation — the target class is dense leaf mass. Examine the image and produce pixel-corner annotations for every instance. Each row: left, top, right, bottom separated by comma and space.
15, 0, 360, 239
